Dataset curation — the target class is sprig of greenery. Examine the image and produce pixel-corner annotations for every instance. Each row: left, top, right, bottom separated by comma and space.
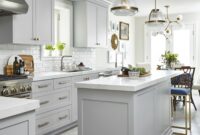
45, 44, 55, 51
56, 42, 65, 51
161, 51, 178, 64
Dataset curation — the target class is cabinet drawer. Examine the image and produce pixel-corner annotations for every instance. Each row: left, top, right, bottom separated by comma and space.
36, 106, 72, 135
54, 87, 71, 106
35, 94, 53, 112
36, 115, 53, 134
55, 107, 71, 125
32, 80, 53, 93
54, 77, 72, 89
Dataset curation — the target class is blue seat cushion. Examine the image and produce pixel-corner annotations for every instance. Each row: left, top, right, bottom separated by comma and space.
171, 88, 190, 95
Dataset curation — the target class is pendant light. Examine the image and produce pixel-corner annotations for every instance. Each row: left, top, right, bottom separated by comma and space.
164, 5, 183, 35
111, 0, 138, 16
145, 0, 166, 27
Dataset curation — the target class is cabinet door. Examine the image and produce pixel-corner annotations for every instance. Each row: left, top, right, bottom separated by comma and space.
35, 0, 53, 44
134, 88, 156, 135
96, 5, 108, 48
13, 0, 35, 44
0, 121, 28, 135
87, 2, 97, 47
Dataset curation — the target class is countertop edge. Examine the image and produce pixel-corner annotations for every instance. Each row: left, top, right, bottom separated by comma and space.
75, 71, 181, 92
0, 98, 40, 120
32, 68, 120, 81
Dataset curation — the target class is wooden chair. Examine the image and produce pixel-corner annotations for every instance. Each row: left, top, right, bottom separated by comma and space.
171, 66, 195, 135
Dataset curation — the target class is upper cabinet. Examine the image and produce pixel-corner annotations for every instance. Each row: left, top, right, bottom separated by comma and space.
74, 0, 109, 48
0, 0, 54, 45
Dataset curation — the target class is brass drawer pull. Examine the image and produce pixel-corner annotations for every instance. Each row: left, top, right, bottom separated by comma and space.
59, 96, 67, 100
58, 115, 68, 120
40, 101, 49, 105
84, 77, 90, 81
38, 122, 49, 128
58, 81, 67, 85
38, 84, 49, 89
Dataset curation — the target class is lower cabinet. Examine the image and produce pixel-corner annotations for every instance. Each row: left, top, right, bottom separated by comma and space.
0, 111, 36, 135
36, 106, 72, 135
32, 73, 99, 135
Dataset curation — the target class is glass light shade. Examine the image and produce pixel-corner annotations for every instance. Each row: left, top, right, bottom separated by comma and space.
145, 9, 166, 27
111, 6, 138, 16
176, 15, 183, 22
111, 0, 138, 16
164, 28, 172, 36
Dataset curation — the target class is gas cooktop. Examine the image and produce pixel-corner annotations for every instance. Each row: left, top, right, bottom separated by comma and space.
0, 75, 28, 81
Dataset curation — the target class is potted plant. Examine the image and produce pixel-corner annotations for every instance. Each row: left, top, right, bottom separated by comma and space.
56, 42, 65, 56
45, 44, 55, 56
161, 51, 178, 69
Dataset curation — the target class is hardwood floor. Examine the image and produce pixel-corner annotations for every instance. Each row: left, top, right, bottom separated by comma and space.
60, 91, 200, 135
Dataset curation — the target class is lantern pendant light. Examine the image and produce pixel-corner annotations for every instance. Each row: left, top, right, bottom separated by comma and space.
111, 0, 139, 16
145, 0, 166, 27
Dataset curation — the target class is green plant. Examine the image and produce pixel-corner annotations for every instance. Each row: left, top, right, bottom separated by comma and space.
45, 44, 55, 51
161, 51, 178, 66
128, 66, 146, 75
56, 42, 65, 51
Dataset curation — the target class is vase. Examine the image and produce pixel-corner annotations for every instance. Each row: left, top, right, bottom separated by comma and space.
48, 50, 53, 57
58, 50, 63, 56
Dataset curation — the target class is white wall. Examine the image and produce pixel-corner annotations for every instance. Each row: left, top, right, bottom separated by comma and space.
95, 12, 135, 69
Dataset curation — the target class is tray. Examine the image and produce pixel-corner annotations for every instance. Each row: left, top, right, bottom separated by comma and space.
118, 73, 151, 78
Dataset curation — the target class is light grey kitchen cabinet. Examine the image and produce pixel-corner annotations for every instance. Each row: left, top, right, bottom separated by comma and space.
32, 73, 99, 134
0, 0, 54, 45
32, 77, 73, 135
35, 0, 54, 44
74, 0, 109, 48
0, 112, 36, 135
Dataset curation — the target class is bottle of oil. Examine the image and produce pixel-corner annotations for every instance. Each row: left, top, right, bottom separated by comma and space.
13, 57, 19, 75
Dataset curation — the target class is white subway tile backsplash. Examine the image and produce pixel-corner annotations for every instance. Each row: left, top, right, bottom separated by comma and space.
0, 44, 96, 74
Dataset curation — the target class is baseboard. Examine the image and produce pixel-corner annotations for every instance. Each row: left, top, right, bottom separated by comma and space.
47, 121, 78, 135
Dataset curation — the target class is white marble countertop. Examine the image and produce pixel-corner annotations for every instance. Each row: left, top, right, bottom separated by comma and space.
75, 70, 181, 92
32, 68, 120, 81
0, 97, 40, 120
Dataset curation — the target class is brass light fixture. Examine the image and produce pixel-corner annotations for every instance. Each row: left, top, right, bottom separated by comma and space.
164, 5, 183, 36
145, 0, 166, 27
111, 0, 138, 16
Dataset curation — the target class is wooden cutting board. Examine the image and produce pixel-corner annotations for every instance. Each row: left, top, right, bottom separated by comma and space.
19, 55, 34, 73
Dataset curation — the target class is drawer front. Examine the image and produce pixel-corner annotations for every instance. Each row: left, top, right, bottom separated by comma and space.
54, 77, 72, 89
72, 73, 99, 83
36, 115, 53, 134
35, 94, 53, 112
32, 80, 53, 93
54, 87, 71, 106
55, 107, 71, 125
36, 106, 72, 135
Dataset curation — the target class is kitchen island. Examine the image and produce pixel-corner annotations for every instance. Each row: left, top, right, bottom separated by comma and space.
0, 97, 39, 135
76, 70, 180, 135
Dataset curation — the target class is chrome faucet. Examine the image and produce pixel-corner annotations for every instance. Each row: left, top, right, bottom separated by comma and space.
61, 55, 72, 71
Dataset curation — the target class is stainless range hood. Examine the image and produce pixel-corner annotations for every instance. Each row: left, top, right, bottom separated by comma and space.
0, 0, 29, 16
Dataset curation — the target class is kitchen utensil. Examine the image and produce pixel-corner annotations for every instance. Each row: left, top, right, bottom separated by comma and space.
19, 55, 34, 73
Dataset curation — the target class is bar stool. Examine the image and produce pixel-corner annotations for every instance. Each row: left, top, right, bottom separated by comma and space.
171, 67, 195, 135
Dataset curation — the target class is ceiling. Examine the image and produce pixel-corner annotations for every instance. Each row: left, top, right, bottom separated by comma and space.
109, 0, 200, 16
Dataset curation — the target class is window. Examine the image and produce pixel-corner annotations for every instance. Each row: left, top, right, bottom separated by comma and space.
151, 34, 166, 69
173, 27, 194, 66
145, 24, 195, 69
43, 0, 73, 57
